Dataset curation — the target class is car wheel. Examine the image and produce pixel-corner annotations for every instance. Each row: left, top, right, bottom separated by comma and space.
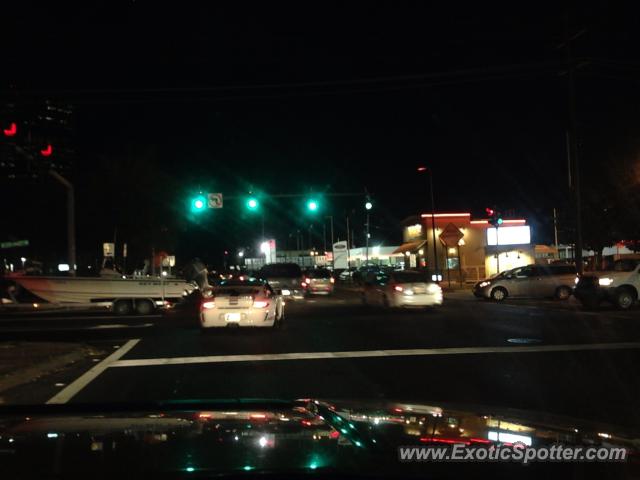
135, 299, 155, 315
615, 288, 636, 310
490, 287, 507, 302
113, 299, 133, 315
555, 286, 572, 301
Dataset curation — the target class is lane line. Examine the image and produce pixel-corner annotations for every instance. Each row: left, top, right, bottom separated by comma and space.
0, 314, 161, 323
110, 341, 640, 368
0, 323, 154, 333
46, 339, 141, 404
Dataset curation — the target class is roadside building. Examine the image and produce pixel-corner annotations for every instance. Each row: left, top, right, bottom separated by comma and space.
400, 212, 535, 284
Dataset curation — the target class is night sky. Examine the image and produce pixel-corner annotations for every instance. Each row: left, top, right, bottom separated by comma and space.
3, 3, 640, 269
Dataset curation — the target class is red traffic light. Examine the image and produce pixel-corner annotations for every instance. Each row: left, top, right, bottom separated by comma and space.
485, 208, 494, 216
40, 144, 53, 157
3, 122, 17, 137
417, 166, 428, 172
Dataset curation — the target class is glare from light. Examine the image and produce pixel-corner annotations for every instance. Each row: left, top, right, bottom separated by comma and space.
47, 433, 58, 438
238, 251, 244, 257
365, 201, 373, 210
185, 467, 195, 473
598, 277, 613, 286
258, 436, 268, 447
58, 263, 70, 272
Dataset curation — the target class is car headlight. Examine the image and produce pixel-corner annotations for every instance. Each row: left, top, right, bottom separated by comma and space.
427, 283, 442, 294
574, 276, 580, 285
598, 277, 614, 286
479, 281, 490, 288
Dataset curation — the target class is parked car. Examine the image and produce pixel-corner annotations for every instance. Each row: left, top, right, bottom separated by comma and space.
480, 264, 577, 302
257, 263, 304, 299
574, 258, 640, 309
200, 278, 284, 328
302, 268, 335, 295
362, 269, 443, 308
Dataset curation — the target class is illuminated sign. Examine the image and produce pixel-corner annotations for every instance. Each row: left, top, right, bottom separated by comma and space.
407, 224, 422, 238
486, 226, 531, 246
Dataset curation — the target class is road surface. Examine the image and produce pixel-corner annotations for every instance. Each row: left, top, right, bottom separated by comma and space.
1, 289, 639, 429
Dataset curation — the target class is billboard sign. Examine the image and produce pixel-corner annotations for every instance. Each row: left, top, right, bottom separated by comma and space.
486, 226, 531, 246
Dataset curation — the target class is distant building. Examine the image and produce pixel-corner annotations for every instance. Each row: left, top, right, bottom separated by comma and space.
400, 212, 535, 283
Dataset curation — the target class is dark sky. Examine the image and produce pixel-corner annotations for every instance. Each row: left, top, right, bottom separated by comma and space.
3, 3, 640, 267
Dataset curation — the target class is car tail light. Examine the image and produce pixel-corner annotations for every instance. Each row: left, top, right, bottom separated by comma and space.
393, 285, 404, 292
330, 277, 335, 284
305, 277, 311, 284
301, 281, 307, 287
201, 300, 216, 310
253, 299, 269, 308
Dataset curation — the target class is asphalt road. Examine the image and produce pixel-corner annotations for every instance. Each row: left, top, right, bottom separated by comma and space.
2, 289, 640, 430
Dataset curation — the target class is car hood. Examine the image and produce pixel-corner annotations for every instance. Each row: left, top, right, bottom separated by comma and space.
0, 399, 637, 477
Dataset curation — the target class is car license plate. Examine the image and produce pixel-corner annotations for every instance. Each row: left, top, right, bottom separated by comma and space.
413, 288, 425, 294
225, 313, 241, 322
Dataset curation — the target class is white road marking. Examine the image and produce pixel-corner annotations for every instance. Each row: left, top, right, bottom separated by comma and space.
110, 341, 640, 368
46, 339, 140, 404
88, 323, 154, 330
0, 323, 154, 333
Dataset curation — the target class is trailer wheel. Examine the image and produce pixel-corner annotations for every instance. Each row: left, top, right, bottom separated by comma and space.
113, 299, 133, 315
135, 299, 155, 315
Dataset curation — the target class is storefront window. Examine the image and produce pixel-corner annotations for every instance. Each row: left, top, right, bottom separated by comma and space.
447, 257, 459, 269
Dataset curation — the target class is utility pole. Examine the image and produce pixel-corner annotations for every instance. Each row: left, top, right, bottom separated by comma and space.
346, 216, 351, 269
565, 12, 585, 274
49, 170, 76, 276
553, 207, 560, 259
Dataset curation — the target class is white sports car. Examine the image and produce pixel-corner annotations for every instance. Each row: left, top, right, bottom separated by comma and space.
200, 279, 284, 328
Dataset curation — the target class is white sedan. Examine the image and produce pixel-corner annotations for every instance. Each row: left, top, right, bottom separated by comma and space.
362, 270, 443, 308
200, 279, 284, 328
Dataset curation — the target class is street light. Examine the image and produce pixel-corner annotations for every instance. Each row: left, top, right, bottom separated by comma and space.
417, 166, 439, 279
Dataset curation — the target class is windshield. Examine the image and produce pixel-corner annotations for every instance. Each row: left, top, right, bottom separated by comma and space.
258, 264, 302, 278
2, 4, 638, 477
307, 269, 332, 279
391, 272, 432, 283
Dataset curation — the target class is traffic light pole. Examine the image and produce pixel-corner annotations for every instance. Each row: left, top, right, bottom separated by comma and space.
428, 172, 439, 279
49, 170, 76, 276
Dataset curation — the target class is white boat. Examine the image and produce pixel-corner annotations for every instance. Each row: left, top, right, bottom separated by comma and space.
11, 275, 195, 304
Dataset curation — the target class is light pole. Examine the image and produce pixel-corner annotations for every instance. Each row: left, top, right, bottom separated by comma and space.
417, 166, 439, 279
325, 216, 334, 269
365, 200, 372, 264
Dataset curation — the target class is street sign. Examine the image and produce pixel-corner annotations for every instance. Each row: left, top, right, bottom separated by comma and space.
103, 242, 115, 257
207, 193, 223, 209
333, 241, 348, 269
0, 239, 29, 249
439, 223, 464, 247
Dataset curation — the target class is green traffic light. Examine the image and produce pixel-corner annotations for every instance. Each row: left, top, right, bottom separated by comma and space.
497, 218, 503, 225
191, 195, 206, 212
307, 199, 319, 212
246, 198, 259, 210
365, 201, 373, 210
